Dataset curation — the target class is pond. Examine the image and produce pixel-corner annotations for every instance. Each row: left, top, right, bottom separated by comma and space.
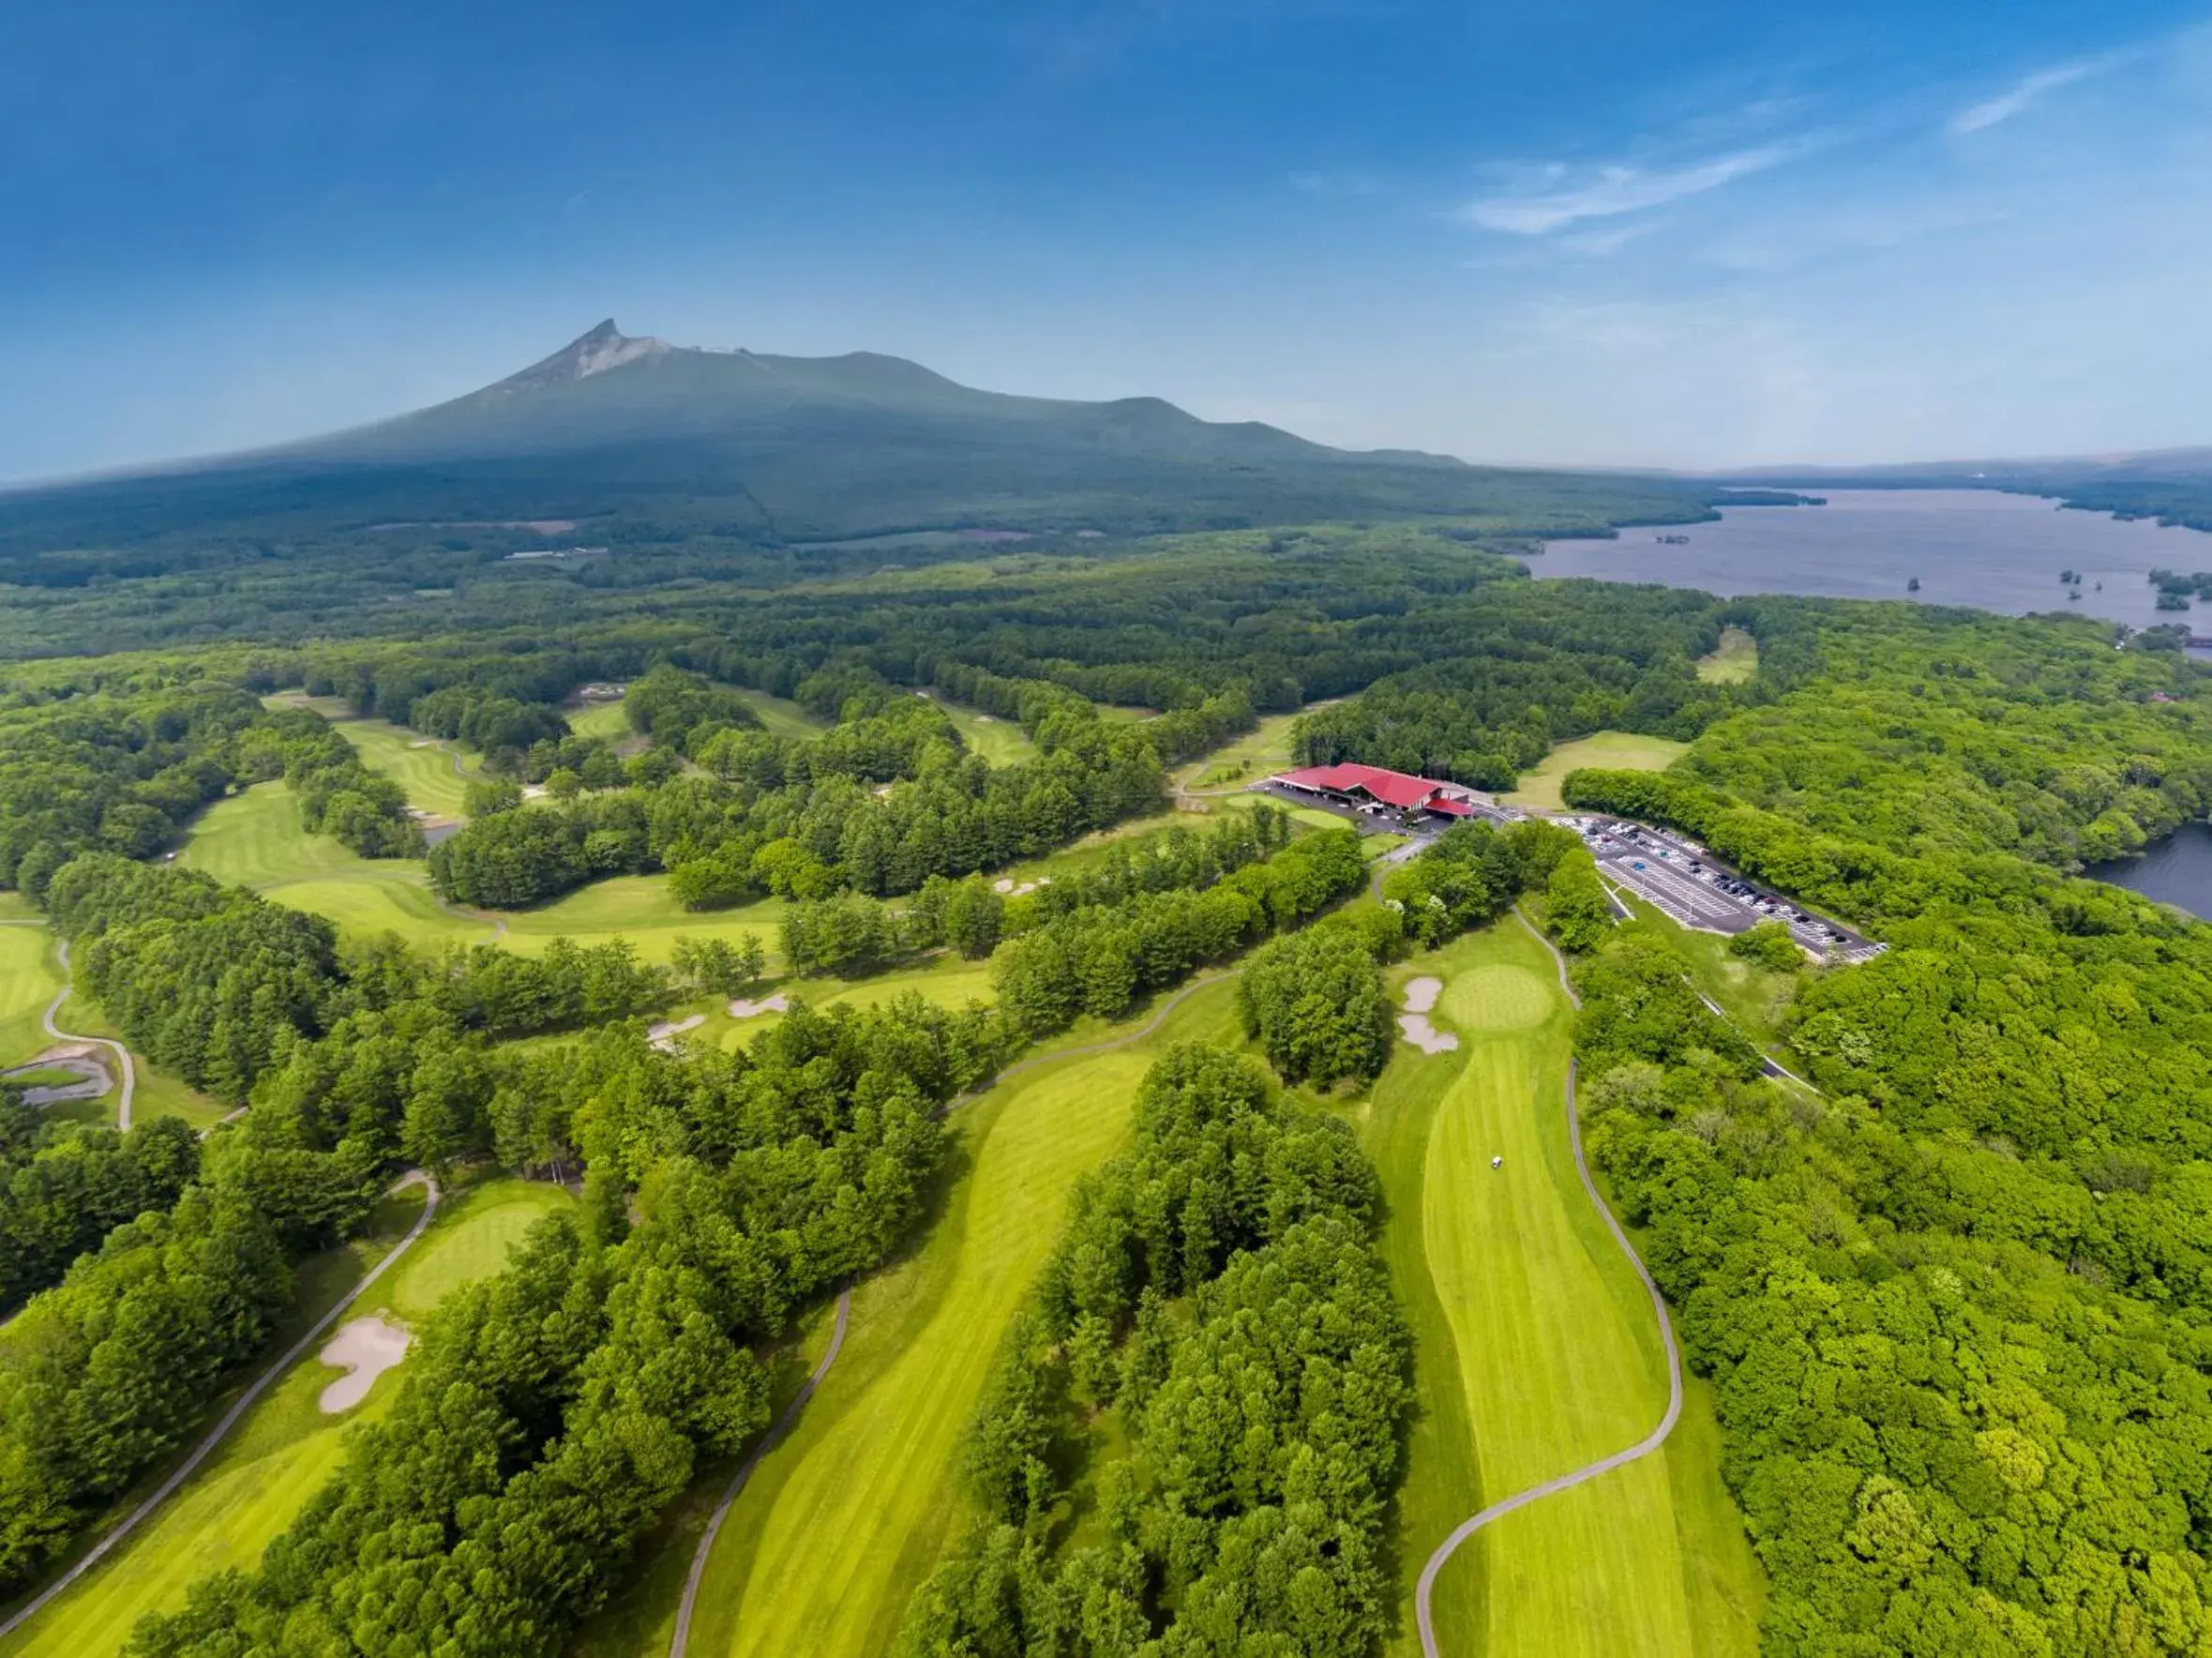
1539, 489, 2212, 635
2091, 821, 2212, 917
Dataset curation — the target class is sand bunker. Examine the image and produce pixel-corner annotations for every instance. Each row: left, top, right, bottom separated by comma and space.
991, 878, 1042, 897
318, 1316, 411, 1413
647, 1014, 706, 1049
730, 993, 790, 1019
1397, 975, 1459, 1054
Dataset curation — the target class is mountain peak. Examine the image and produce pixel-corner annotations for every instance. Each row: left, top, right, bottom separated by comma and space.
500, 319, 674, 391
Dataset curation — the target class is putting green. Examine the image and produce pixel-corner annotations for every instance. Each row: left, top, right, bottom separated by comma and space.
0, 1178, 568, 1654
590, 980, 1243, 1658
384, 1179, 573, 1319
0, 925, 63, 1069
1438, 963, 1553, 1032
1370, 925, 1761, 1657
1501, 731, 1689, 813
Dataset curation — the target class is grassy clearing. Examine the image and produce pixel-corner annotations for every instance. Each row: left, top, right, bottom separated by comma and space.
0, 1179, 527, 1656
1695, 627, 1759, 685
1362, 923, 1760, 1657
501, 878, 789, 969
334, 719, 480, 819
383, 1177, 573, 1319
935, 700, 1039, 767
1501, 731, 1690, 813
0, 927, 62, 1070
568, 699, 632, 743
732, 687, 830, 742
630, 981, 1244, 1658
1179, 710, 1302, 791
181, 785, 495, 950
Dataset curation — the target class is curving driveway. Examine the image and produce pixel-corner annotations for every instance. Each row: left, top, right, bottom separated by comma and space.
38, 939, 135, 1130
1412, 910, 1684, 1658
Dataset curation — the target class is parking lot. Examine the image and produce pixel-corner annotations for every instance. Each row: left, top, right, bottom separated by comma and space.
1569, 818, 1884, 963
1245, 780, 1883, 964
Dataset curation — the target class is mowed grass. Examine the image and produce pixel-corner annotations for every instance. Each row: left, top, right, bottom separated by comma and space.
1363, 923, 1761, 1657
593, 980, 1244, 1658
732, 687, 830, 742
180, 784, 496, 948
0, 925, 62, 1069
1501, 731, 1690, 813
0, 1178, 569, 1653
567, 699, 632, 743
334, 719, 481, 819
1695, 627, 1759, 685
935, 700, 1038, 766
1180, 708, 1303, 791
502, 878, 790, 969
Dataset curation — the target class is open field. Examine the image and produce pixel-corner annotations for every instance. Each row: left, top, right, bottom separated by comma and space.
1695, 626, 1759, 685
0, 926, 63, 1070
568, 699, 632, 742
599, 979, 1243, 1658
264, 694, 482, 817
502, 878, 790, 968
0, 1177, 567, 1653
733, 687, 830, 742
335, 718, 481, 818
936, 701, 1038, 766
1363, 923, 1761, 1656
1501, 731, 1690, 812
1180, 709, 1304, 791
181, 785, 496, 948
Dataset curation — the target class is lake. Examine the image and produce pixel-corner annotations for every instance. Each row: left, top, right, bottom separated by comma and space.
2093, 822, 2212, 918
1539, 489, 2212, 634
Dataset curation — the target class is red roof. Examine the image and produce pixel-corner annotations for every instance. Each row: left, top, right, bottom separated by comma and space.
1275, 762, 1470, 812
1427, 797, 1478, 817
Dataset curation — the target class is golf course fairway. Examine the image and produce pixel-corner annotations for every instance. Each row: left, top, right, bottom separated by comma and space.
617, 980, 1242, 1658
1367, 922, 1762, 1657
0, 923, 63, 1068
0, 1178, 570, 1654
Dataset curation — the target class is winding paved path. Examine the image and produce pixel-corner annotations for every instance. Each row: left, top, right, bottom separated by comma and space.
1412, 911, 1684, 1658
669, 1289, 852, 1658
38, 939, 135, 1131
0, 1170, 441, 1641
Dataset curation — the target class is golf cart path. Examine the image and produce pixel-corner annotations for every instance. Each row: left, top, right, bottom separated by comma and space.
38, 939, 135, 1130
666, 967, 1241, 1656
669, 1289, 852, 1658
0, 1171, 441, 1642
1412, 910, 1684, 1658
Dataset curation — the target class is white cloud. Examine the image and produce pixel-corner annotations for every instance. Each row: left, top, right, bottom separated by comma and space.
1949, 57, 2110, 133
1459, 143, 1800, 235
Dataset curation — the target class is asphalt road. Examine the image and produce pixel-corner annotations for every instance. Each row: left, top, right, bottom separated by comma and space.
1413, 911, 1685, 1658
39, 939, 136, 1130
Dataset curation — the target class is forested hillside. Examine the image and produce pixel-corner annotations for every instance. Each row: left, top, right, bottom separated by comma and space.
1533, 608, 2212, 1651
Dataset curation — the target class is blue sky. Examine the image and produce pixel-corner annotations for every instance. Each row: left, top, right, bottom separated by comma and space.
5, 0, 2210, 480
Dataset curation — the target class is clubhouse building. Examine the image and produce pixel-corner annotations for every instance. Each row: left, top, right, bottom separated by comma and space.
1269, 761, 1483, 821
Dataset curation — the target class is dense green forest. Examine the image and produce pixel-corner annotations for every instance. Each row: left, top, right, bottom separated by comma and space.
1543, 606, 2212, 1651
8, 511, 2212, 1654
